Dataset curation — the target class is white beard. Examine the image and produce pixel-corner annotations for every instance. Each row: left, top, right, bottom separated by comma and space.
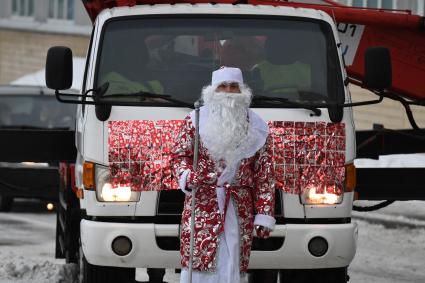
200, 84, 253, 170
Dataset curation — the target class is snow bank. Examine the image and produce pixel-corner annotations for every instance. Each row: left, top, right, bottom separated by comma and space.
0, 252, 77, 283
355, 153, 425, 168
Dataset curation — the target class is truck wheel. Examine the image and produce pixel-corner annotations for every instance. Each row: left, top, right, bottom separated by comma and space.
78, 245, 135, 283
56, 164, 80, 262
0, 195, 13, 212
279, 267, 348, 283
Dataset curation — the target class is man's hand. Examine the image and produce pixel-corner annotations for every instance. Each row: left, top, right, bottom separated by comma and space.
255, 225, 271, 239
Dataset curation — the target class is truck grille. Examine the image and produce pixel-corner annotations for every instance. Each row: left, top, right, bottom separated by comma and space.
157, 236, 284, 251
157, 189, 283, 216
157, 190, 185, 215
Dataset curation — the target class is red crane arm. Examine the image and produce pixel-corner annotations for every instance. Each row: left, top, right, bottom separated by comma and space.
348, 24, 425, 100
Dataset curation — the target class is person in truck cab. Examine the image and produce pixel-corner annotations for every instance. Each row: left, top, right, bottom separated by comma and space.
172, 67, 276, 283
220, 36, 265, 72
252, 35, 311, 97
99, 37, 164, 96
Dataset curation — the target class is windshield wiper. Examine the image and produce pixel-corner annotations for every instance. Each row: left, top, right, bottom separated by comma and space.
252, 95, 321, 116
98, 91, 193, 108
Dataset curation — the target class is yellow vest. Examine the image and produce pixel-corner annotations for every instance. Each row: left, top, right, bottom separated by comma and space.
101, 72, 164, 95
254, 61, 311, 94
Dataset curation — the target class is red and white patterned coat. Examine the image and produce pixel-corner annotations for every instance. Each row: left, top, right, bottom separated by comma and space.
172, 113, 275, 273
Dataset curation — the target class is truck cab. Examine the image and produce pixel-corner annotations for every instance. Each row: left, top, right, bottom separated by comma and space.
46, 3, 380, 283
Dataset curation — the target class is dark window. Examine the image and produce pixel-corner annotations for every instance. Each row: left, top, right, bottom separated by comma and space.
57, 0, 64, 19
12, 0, 18, 14
19, 0, 25, 16
67, 0, 74, 20
367, 0, 378, 8
353, 0, 364, 7
12, 0, 34, 17
96, 17, 344, 106
0, 95, 76, 130
381, 0, 393, 9
48, 0, 74, 20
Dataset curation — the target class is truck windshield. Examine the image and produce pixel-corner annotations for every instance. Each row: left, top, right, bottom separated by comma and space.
96, 16, 343, 106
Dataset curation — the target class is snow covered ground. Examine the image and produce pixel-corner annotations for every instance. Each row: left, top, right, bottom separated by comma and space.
350, 201, 425, 283
0, 201, 77, 283
1, 199, 425, 283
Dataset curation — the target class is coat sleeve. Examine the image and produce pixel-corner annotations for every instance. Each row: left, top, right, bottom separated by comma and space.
171, 116, 195, 192
171, 115, 218, 192
253, 136, 276, 230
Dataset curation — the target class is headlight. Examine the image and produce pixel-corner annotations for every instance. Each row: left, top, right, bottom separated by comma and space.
301, 185, 343, 205
300, 164, 355, 205
95, 165, 140, 202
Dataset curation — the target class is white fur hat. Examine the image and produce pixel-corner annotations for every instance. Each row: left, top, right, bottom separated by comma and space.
211, 67, 243, 87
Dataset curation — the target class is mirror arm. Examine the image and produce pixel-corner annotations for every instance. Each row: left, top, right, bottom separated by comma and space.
341, 95, 384, 107
55, 90, 87, 99
380, 91, 421, 130
347, 77, 362, 86
55, 90, 98, 105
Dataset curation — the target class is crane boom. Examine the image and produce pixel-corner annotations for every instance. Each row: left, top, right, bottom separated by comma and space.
82, 0, 425, 101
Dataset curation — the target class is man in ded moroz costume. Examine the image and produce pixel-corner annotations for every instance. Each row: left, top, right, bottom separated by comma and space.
172, 67, 276, 283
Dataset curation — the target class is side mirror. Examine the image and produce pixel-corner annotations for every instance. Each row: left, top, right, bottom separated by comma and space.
46, 46, 73, 90
364, 47, 392, 91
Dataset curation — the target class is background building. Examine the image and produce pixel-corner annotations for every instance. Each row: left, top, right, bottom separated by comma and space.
0, 0, 424, 130
0, 0, 91, 85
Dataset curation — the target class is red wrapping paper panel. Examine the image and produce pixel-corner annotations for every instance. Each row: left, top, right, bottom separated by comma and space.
109, 120, 184, 191
269, 121, 345, 196
108, 120, 345, 194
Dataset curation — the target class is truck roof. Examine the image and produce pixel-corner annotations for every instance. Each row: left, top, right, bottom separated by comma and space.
96, 3, 332, 24
83, 0, 338, 23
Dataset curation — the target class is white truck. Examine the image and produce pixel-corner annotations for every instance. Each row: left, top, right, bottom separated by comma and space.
45, 2, 394, 283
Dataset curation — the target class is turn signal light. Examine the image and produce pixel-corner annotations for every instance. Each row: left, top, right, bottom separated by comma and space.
345, 163, 356, 192
83, 162, 95, 190
76, 188, 84, 199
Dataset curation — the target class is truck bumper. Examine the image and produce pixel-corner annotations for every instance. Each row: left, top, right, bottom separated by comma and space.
81, 220, 357, 269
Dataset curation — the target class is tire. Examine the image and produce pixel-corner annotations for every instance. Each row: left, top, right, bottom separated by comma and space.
279, 267, 348, 283
55, 212, 64, 258
56, 164, 80, 262
0, 195, 13, 212
78, 244, 135, 283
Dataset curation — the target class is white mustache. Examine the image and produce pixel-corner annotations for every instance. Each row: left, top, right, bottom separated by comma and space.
200, 86, 253, 168
202, 84, 253, 109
